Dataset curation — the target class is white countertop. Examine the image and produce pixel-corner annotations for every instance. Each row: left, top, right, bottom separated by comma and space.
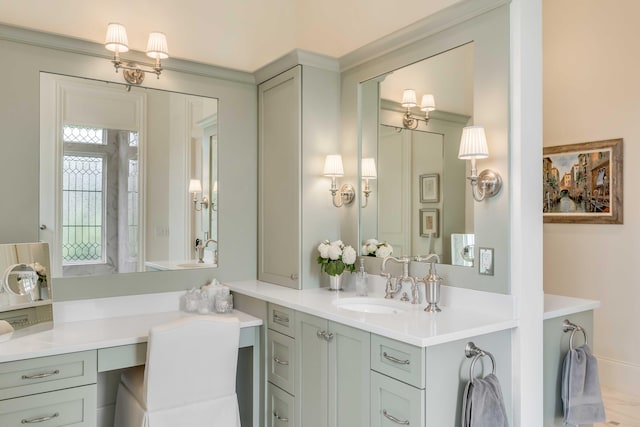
544, 293, 600, 320
144, 259, 217, 270
226, 279, 518, 347
0, 293, 261, 363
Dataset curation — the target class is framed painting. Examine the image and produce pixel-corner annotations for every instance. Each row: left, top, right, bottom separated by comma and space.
419, 173, 439, 203
419, 208, 439, 237
543, 138, 623, 224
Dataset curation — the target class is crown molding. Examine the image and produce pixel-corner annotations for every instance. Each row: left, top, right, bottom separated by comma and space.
339, 0, 510, 72
253, 49, 340, 85
0, 23, 255, 85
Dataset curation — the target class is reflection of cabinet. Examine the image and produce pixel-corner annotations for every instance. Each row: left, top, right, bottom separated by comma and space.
0, 350, 97, 426
297, 312, 371, 427
258, 58, 340, 289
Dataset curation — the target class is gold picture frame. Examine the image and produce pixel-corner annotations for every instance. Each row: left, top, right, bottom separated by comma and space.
543, 138, 623, 224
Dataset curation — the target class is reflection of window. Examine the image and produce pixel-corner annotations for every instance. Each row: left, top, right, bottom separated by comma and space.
61, 125, 139, 272
596, 167, 606, 186
62, 154, 104, 263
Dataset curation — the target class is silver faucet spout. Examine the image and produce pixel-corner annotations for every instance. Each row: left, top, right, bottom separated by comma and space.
381, 256, 416, 301
196, 239, 218, 263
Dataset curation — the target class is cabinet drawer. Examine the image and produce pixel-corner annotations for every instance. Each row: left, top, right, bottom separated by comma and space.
0, 351, 97, 401
267, 330, 296, 395
268, 383, 295, 427
371, 371, 424, 427
371, 334, 425, 389
0, 383, 97, 426
268, 304, 295, 338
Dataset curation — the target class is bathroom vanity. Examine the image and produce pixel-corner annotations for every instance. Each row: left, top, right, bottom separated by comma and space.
230, 279, 517, 427
0, 293, 262, 427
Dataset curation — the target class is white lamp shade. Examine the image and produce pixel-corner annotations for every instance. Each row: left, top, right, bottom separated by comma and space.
105, 23, 129, 53
189, 179, 202, 193
458, 126, 489, 159
323, 155, 344, 177
361, 158, 377, 179
420, 94, 436, 111
401, 89, 417, 108
146, 32, 169, 59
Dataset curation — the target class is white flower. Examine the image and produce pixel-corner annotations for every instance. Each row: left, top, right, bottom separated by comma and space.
330, 240, 343, 248
342, 246, 356, 265
376, 244, 393, 258
364, 241, 378, 255
328, 244, 342, 260
318, 242, 330, 259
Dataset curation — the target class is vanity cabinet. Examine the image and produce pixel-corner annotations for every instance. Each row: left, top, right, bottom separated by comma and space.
267, 304, 297, 427
0, 350, 97, 426
296, 312, 371, 427
257, 59, 341, 290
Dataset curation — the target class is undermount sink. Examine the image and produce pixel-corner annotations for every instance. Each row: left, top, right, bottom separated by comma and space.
176, 262, 214, 268
333, 298, 406, 314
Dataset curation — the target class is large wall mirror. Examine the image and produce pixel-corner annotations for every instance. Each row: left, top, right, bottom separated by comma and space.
39, 73, 218, 278
359, 43, 475, 266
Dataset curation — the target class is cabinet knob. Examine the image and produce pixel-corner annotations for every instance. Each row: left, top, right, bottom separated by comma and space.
290, 274, 298, 280
39, 224, 47, 230
324, 332, 334, 342
317, 330, 326, 339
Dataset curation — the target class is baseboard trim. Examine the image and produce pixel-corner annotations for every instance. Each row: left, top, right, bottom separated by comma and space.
597, 355, 640, 397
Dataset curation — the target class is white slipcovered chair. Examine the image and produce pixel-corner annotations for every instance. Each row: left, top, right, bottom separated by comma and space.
113, 316, 241, 427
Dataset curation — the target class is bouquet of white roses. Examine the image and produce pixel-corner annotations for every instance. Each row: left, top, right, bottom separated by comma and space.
317, 240, 357, 276
361, 238, 393, 258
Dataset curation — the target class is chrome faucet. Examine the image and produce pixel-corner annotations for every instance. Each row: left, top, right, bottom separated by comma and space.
195, 238, 218, 264
381, 256, 416, 302
413, 254, 442, 312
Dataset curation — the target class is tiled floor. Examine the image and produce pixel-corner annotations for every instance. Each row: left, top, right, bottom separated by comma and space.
595, 387, 640, 427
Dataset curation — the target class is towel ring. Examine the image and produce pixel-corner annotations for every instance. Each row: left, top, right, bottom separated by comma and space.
465, 342, 496, 382
562, 319, 588, 350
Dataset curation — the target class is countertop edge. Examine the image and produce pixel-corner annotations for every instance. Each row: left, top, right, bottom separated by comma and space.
543, 293, 600, 320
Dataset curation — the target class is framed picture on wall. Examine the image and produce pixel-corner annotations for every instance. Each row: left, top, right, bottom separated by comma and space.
543, 138, 623, 224
419, 208, 439, 237
419, 173, 439, 203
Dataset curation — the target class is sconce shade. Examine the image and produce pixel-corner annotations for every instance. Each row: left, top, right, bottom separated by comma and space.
146, 32, 169, 59
362, 158, 377, 179
323, 155, 344, 177
105, 23, 129, 52
420, 94, 436, 112
189, 179, 203, 193
458, 126, 489, 159
401, 89, 417, 108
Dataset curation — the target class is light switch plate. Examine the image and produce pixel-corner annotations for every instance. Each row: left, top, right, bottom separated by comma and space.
479, 247, 494, 276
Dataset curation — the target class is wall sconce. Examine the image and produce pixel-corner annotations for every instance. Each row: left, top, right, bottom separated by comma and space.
104, 23, 169, 86
401, 89, 436, 129
361, 158, 377, 208
458, 126, 502, 202
189, 179, 209, 211
323, 155, 355, 208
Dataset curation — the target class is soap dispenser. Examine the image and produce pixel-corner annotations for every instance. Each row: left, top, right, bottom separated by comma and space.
424, 262, 442, 312
355, 258, 368, 296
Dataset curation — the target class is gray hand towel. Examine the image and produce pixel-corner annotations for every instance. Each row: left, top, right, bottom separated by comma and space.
462, 373, 509, 427
561, 344, 606, 425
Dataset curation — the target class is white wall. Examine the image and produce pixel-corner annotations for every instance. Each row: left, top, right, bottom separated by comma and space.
543, 0, 640, 395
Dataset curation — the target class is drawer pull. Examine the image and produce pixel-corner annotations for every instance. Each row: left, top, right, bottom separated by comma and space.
383, 352, 410, 365
21, 370, 60, 380
273, 411, 289, 422
274, 357, 289, 366
21, 412, 59, 424
383, 409, 410, 425
273, 313, 289, 325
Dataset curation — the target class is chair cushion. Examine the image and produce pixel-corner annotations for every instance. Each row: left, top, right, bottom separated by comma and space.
121, 366, 146, 408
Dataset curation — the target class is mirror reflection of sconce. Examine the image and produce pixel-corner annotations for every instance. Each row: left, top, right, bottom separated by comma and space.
189, 179, 210, 211
323, 155, 355, 208
361, 158, 377, 208
401, 89, 436, 129
458, 126, 502, 202
104, 23, 169, 87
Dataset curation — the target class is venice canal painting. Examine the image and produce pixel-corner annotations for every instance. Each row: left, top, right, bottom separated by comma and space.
543, 139, 623, 224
